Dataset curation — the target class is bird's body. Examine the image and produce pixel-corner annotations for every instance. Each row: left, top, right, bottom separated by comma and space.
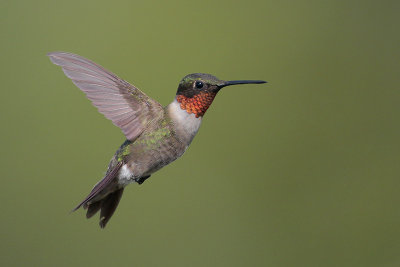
115, 100, 201, 186
48, 52, 266, 228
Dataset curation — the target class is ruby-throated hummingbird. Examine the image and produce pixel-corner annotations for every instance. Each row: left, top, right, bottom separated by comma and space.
48, 52, 266, 228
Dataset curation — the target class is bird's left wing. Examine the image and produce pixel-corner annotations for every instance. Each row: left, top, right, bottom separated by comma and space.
48, 52, 163, 141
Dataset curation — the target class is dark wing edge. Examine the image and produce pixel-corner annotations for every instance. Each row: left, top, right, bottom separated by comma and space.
47, 51, 163, 141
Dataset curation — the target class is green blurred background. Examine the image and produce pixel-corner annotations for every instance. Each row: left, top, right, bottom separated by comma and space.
1, 0, 399, 266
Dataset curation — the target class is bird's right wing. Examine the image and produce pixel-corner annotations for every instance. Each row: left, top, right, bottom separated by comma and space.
48, 52, 164, 141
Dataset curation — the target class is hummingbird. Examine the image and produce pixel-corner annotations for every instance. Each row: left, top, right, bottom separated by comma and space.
48, 52, 266, 228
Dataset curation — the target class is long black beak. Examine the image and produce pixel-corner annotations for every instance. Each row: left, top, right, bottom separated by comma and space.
219, 80, 267, 88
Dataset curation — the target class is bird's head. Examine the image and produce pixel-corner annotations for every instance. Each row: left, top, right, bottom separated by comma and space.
175, 73, 266, 117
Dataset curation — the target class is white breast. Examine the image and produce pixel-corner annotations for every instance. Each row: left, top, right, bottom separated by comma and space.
167, 99, 202, 145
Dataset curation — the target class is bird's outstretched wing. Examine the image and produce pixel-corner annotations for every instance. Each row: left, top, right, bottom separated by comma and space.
48, 52, 163, 141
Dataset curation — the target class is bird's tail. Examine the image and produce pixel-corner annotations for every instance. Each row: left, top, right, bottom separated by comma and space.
72, 161, 124, 228
86, 187, 124, 228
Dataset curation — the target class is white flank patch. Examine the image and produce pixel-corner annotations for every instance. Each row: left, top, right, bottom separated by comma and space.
118, 164, 133, 185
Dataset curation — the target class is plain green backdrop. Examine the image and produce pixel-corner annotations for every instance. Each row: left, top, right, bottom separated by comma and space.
1, 0, 399, 266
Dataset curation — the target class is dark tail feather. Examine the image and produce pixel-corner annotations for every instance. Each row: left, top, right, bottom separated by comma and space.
71, 161, 123, 212
99, 187, 124, 228
86, 201, 101, 219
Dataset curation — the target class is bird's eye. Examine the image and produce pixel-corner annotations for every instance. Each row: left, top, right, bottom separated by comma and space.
195, 81, 204, 89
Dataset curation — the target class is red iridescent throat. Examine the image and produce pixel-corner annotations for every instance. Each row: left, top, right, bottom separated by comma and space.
176, 92, 217, 118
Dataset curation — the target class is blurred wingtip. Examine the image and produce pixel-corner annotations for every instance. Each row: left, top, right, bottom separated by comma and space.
47, 51, 62, 58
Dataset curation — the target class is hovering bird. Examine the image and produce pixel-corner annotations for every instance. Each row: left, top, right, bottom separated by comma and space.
48, 52, 266, 228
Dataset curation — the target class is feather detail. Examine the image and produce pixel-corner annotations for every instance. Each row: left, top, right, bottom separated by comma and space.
99, 188, 124, 228
176, 91, 216, 117
48, 52, 163, 141
71, 161, 123, 212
